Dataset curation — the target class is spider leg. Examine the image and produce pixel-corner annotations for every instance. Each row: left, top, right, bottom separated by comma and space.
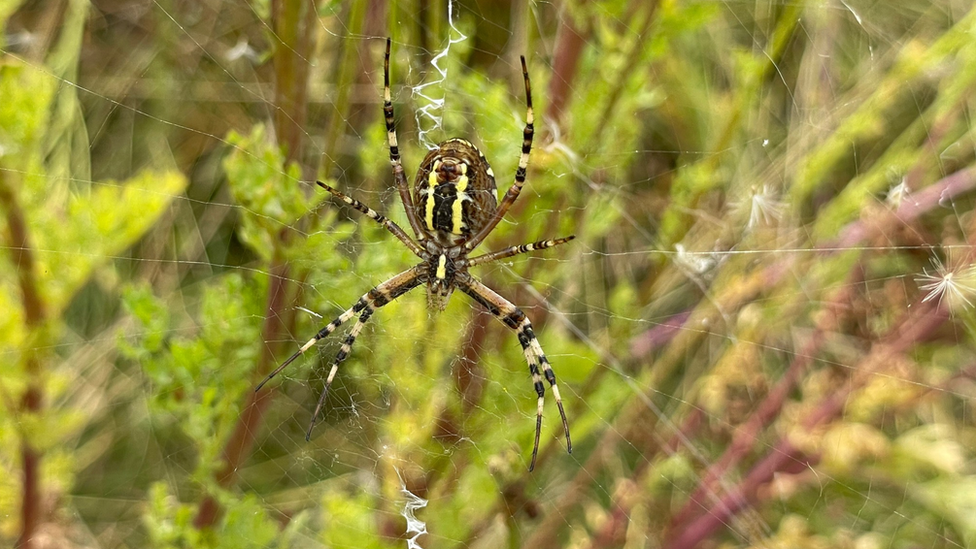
305, 305, 373, 440
255, 299, 362, 393
255, 267, 424, 420
463, 55, 534, 252
383, 38, 427, 241
457, 274, 571, 471
317, 181, 423, 257
465, 235, 575, 268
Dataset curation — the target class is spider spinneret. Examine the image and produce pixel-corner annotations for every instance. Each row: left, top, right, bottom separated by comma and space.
256, 38, 573, 471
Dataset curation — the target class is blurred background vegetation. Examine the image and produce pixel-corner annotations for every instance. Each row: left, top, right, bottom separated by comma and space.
3, 0, 976, 547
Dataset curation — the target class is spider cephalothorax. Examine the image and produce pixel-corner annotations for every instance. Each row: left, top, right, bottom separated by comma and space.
256, 38, 573, 471
425, 246, 459, 311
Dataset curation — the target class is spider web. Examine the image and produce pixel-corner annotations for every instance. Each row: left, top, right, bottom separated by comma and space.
1, 1, 976, 548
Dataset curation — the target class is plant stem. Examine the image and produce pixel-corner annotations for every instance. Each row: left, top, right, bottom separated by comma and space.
545, 12, 587, 131
272, 0, 316, 167
194, 258, 292, 528
193, 0, 315, 528
0, 172, 47, 549
664, 300, 951, 549
520, 164, 976, 548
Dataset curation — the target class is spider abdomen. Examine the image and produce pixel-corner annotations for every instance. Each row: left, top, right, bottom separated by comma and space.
414, 138, 498, 246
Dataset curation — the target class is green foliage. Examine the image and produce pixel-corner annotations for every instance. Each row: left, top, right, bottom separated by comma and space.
912, 477, 976, 547
0, 43, 186, 546
319, 487, 383, 548
224, 125, 325, 261
5, 2, 976, 548
145, 482, 285, 549
122, 274, 261, 438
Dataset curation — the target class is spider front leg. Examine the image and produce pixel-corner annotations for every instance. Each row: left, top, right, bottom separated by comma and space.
382, 38, 426, 241
465, 236, 576, 268
457, 274, 572, 471
463, 55, 534, 252
256, 266, 424, 438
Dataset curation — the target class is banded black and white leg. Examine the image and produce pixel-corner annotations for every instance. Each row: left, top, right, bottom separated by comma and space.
383, 38, 426, 241
457, 274, 572, 471
464, 55, 535, 252
316, 181, 423, 257
464, 236, 576, 268
256, 266, 425, 438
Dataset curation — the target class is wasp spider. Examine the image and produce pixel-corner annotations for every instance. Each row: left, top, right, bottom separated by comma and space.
257, 39, 573, 471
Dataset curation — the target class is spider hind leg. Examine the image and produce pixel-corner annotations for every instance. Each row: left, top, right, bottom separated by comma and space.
255, 267, 424, 437
457, 274, 572, 471
306, 306, 374, 440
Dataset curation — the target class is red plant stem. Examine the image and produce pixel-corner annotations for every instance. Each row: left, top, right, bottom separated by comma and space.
1, 173, 47, 549
665, 167, 976, 545
629, 311, 691, 359
193, 0, 314, 529
666, 439, 810, 549
667, 331, 825, 531
545, 12, 587, 130
194, 258, 292, 528
194, 390, 277, 526
667, 266, 864, 530
665, 302, 950, 549
521, 164, 976, 548
837, 165, 976, 246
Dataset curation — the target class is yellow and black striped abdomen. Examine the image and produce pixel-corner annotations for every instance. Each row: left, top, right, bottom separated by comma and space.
414, 138, 498, 246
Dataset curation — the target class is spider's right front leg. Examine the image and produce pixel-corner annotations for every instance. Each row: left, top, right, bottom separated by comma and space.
463, 55, 534, 253
256, 266, 425, 439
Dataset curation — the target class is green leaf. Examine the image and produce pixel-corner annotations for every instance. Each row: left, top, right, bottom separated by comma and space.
223, 124, 326, 260
36, 170, 188, 315
894, 424, 965, 476
911, 477, 976, 546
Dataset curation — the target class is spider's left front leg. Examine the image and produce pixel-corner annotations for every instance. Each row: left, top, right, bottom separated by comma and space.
457, 274, 571, 471
382, 38, 426, 241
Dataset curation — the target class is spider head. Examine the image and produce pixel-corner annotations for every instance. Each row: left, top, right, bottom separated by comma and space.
431, 156, 466, 183
427, 253, 457, 311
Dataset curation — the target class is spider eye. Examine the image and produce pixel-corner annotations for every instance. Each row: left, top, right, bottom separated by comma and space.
435, 159, 470, 178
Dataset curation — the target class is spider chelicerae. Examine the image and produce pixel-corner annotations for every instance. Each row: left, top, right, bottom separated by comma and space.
257, 38, 573, 471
